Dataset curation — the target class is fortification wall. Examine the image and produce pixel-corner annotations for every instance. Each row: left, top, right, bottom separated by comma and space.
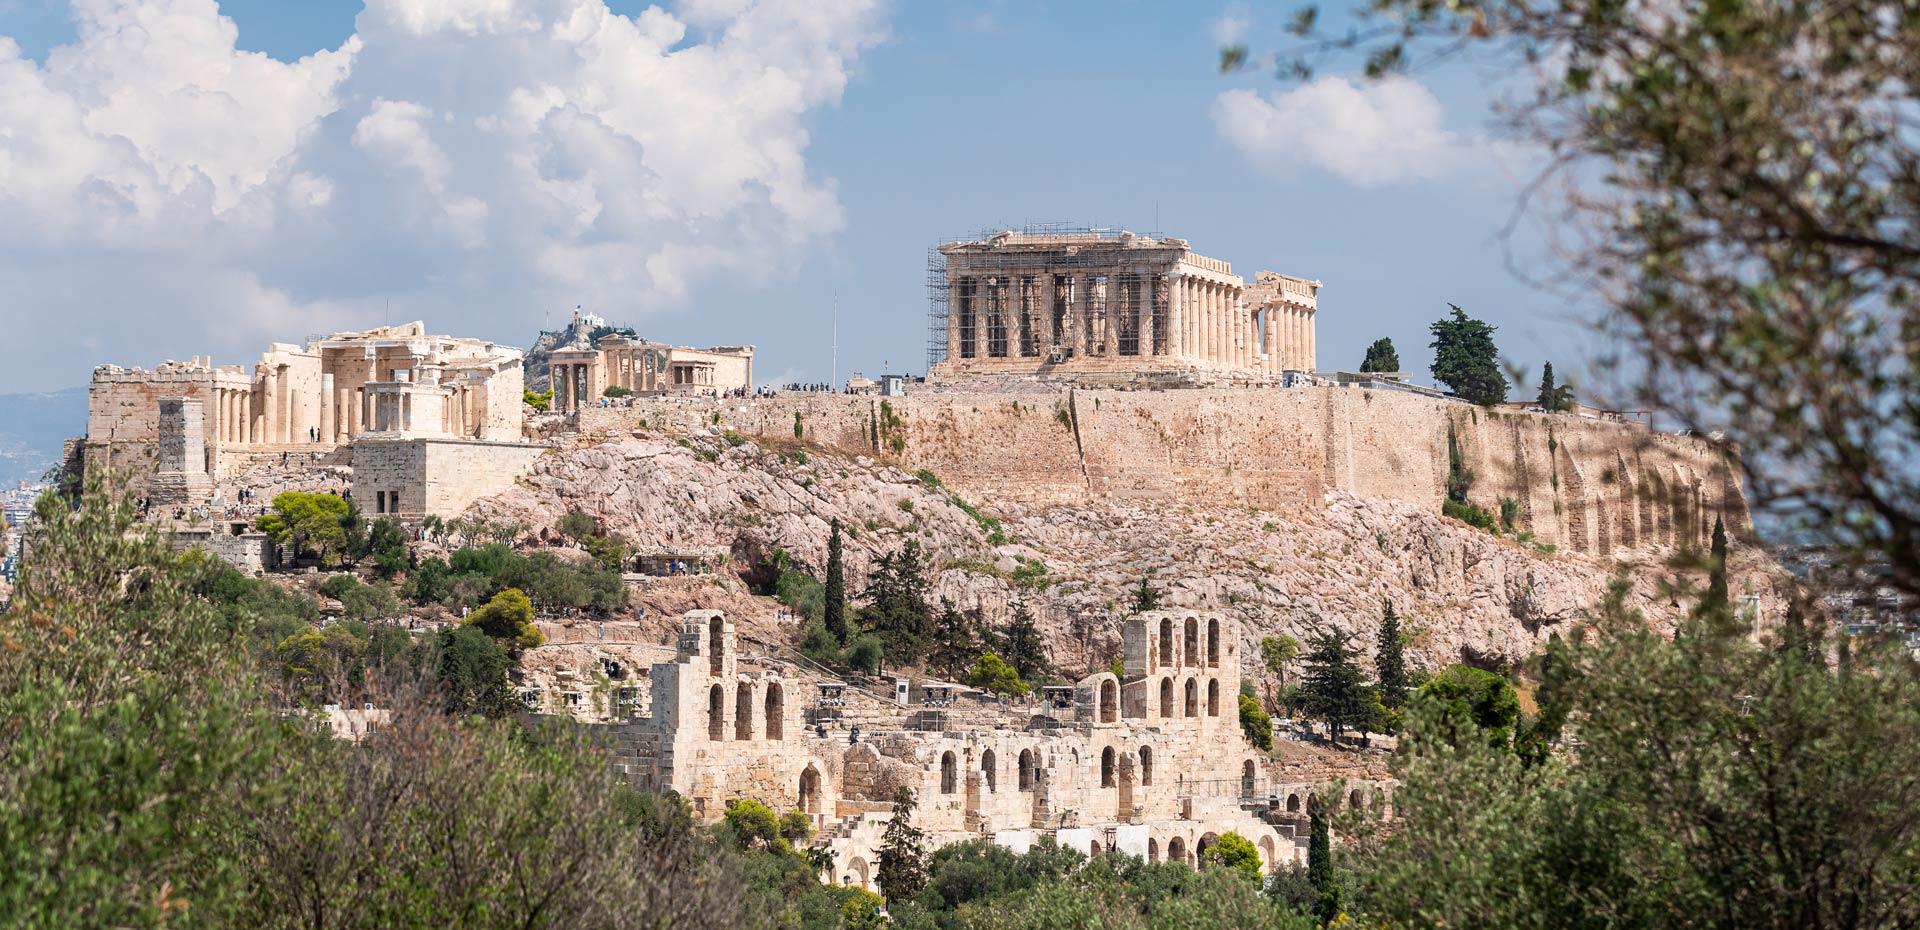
577, 386, 1746, 556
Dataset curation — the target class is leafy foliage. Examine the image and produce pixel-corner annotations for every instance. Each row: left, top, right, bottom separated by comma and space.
966, 651, 1029, 696
1412, 664, 1520, 750
1535, 361, 1575, 412
994, 603, 1049, 683
876, 787, 930, 902
1299, 631, 1377, 745
1358, 337, 1401, 374
1429, 304, 1507, 405
255, 491, 352, 564
1375, 599, 1409, 710
1238, 692, 1273, 751
858, 539, 933, 662
465, 587, 544, 649
1200, 832, 1262, 882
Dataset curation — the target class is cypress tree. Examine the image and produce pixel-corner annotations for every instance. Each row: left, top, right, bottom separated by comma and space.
824, 519, 847, 643
925, 598, 976, 680
1704, 516, 1730, 618
1300, 631, 1373, 746
1376, 599, 1408, 709
1309, 798, 1339, 923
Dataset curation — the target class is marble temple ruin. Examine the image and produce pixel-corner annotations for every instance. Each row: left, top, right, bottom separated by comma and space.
928, 226, 1320, 381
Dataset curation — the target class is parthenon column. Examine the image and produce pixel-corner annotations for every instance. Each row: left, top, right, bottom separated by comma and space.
1213, 285, 1225, 365
1265, 310, 1280, 373
1305, 308, 1316, 371
1008, 277, 1026, 357
319, 375, 335, 445
1136, 276, 1153, 357
1294, 307, 1307, 370
1038, 274, 1057, 351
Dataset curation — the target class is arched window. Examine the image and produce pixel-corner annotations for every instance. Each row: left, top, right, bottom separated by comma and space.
941, 751, 958, 794
1090, 839, 1103, 857
1287, 793, 1302, 813
708, 616, 725, 676
1207, 618, 1220, 667
799, 766, 822, 814
1197, 833, 1218, 864
1101, 746, 1116, 788
1018, 749, 1035, 791
1099, 679, 1118, 723
1148, 838, 1159, 862
764, 683, 784, 740
1242, 760, 1257, 796
1258, 836, 1276, 871
1207, 678, 1221, 717
1158, 618, 1173, 668
981, 749, 997, 793
1350, 789, 1365, 810
707, 685, 725, 741
1159, 678, 1175, 718
1184, 678, 1198, 717
735, 682, 754, 741
1167, 836, 1187, 865
1184, 618, 1198, 666
1139, 747, 1153, 786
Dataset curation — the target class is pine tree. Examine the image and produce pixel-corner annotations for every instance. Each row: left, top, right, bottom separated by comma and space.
1430, 304, 1508, 405
874, 787, 928, 901
1130, 575, 1161, 614
1704, 516, 1731, 618
858, 540, 933, 661
996, 603, 1049, 683
1300, 631, 1374, 746
1359, 337, 1401, 374
1376, 599, 1408, 709
925, 599, 976, 680
824, 519, 847, 643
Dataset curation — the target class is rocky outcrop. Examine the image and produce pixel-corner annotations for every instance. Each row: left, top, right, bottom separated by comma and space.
465, 428, 1786, 683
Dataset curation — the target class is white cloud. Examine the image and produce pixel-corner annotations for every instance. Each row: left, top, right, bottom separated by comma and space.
1212, 76, 1507, 187
1210, 2, 1249, 47
0, 0, 887, 391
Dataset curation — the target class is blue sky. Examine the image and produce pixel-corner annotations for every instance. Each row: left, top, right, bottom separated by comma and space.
0, 0, 1589, 399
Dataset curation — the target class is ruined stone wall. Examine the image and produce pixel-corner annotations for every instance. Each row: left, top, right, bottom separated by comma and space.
351, 439, 547, 518
578, 386, 1747, 556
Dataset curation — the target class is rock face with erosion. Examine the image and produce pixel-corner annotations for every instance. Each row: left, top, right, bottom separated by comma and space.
466, 427, 1786, 680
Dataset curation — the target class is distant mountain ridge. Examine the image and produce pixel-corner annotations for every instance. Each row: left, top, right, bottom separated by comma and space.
0, 386, 87, 485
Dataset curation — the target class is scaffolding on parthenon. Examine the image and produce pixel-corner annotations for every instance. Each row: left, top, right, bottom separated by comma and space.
925, 223, 1167, 370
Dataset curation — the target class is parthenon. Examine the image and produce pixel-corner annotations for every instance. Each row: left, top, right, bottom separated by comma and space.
928, 226, 1319, 380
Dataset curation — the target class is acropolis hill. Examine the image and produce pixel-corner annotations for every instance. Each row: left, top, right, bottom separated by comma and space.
68, 228, 1777, 884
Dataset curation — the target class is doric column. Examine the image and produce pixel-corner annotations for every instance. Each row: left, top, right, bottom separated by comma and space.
1167, 275, 1183, 359
1305, 307, 1316, 371
1038, 274, 1057, 351
1008, 276, 1026, 358
1138, 275, 1155, 357
1211, 284, 1224, 364
1266, 309, 1280, 373
1069, 275, 1088, 357
262, 368, 280, 445
1102, 277, 1120, 358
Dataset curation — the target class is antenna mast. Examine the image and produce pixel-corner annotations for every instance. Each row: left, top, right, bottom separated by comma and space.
832, 287, 839, 389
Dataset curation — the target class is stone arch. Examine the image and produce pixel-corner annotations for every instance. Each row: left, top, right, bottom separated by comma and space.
1350, 788, 1365, 810
1184, 677, 1198, 717
941, 751, 958, 794
799, 765, 823, 815
1101, 746, 1117, 788
764, 682, 784, 740
1090, 839, 1103, 857
1159, 677, 1175, 718
708, 616, 725, 676
846, 856, 870, 889
1139, 746, 1154, 786
981, 749, 998, 793
707, 684, 725, 741
735, 682, 754, 741
1167, 835, 1188, 866
1207, 678, 1221, 717
1373, 786, 1389, 819
1148, 837, 1160, 863
1286, 792, 1302, 813
1243, 759, 1257, 796
1197, 832, 1219, 864
1018, 748, 1035, 791
1099, 678, 1119, 723
1258, 835, 1276, 871
1207, 618, 1221, 667
1158, 617, 1173, 668
1184, 618, 1199, 666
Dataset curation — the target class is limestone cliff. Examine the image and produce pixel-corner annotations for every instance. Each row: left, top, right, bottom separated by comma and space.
464, 428, 1785, 681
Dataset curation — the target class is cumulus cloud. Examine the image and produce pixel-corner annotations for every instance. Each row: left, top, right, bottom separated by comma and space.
1212, 75, 1509, 187
0, 0, 887, 391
